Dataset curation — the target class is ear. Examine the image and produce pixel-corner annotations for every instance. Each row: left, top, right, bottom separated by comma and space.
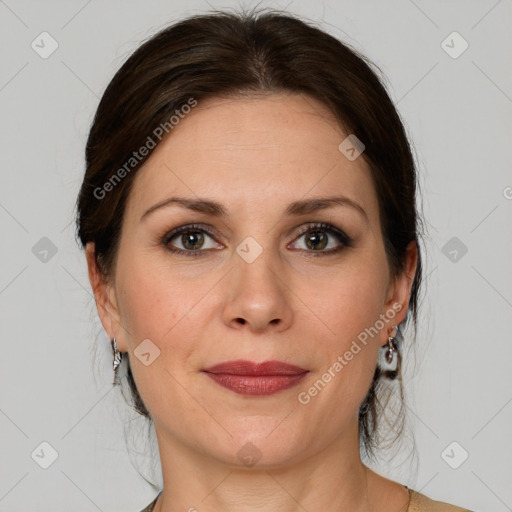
85, 243, 126, 351
381, 240, 418, 342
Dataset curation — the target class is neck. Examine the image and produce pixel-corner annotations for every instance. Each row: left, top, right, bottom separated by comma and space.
152, 420, 375, 512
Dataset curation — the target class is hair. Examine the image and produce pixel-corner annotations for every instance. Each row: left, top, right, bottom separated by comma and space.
76, 7, 424, 463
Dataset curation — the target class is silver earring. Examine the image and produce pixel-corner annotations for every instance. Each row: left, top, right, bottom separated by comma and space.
385, 330, 397, 365
379, 325, 400, 378
111, 337, 123, 385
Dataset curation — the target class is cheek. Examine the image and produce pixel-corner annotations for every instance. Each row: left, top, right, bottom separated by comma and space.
114, 255, 210, 375
299, 256, 389, 405
306, 256, 389, 347
114, 260, 198, 412
115, 251, 191, 341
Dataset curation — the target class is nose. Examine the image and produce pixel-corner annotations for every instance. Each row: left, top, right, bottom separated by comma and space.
221, 245, 294, 335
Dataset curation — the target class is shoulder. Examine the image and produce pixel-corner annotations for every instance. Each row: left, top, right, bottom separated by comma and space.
408, 489, 475, 512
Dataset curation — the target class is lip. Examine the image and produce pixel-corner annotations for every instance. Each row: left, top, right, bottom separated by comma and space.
202, 360, 308, 375
202, 360, 309, 396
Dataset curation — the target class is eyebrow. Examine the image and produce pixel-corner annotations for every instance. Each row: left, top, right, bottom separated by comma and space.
140, 195, 368, 222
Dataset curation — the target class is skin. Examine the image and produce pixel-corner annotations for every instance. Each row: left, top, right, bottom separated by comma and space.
86, 92, 417, 512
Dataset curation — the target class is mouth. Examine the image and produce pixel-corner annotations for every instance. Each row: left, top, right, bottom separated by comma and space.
201, 360, 309, 396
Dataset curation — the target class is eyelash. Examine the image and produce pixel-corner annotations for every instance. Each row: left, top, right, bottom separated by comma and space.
161, 222, 353, 258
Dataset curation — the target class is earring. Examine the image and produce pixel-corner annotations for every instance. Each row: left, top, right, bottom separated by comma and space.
379, 325, 400, 379
111, 337, 123, 385
385, 328, 397, 364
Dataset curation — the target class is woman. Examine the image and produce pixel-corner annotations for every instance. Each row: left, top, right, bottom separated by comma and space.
76, 8, 474, 512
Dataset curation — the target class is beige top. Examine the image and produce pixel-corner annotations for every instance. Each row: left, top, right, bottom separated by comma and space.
407, 489, 473, 511
140, 488, 474, 511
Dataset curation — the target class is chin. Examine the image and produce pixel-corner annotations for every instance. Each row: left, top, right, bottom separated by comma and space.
208, 420, 309, 469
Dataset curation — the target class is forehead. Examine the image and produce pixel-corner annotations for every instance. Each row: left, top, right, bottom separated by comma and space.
126, 93, 378, 223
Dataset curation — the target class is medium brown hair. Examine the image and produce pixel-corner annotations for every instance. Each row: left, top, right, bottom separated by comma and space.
76, 7, 423, 461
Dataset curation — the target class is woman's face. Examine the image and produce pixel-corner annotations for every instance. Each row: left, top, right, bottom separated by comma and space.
88, 93, 416, 468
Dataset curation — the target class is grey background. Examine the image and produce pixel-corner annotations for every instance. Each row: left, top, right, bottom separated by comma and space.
1, 1, 511, 511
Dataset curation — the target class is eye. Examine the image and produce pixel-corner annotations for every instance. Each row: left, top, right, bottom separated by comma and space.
162, 224, 222, 256
161, 222, 353, 257
289, 222, 353, 256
